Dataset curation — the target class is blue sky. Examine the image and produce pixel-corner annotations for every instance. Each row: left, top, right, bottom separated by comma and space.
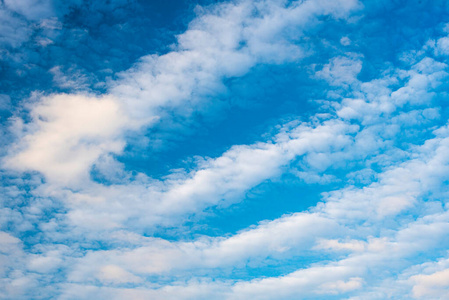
2, 0, 449, 299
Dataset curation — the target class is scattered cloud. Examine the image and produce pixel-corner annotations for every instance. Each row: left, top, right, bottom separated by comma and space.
3, 0, 449, 299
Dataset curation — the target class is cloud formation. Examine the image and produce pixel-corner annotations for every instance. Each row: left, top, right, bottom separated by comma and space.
3, 0, 449, 299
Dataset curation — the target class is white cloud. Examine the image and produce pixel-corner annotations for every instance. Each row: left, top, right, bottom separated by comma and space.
0, 231, 32, 299
4, 94, 142, 185
314, 239, 367, 252
316, 54, 363, 86
411, 269, 449, 298
66, 212, 339, 282
318, 277, 364, 294
97, 265, 143, 285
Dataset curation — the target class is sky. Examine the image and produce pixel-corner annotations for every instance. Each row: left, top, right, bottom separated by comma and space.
2, 0, 449, 299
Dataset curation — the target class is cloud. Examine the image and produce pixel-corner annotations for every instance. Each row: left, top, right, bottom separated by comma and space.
3, 0, 54, 21
0, 231, 31, 299
4, 93, 140, 184
0, 7, 32, 48
315, 54, 363, 87
49, 66, 90, 91
66, 212, 338, 282
411, 269, 449, 298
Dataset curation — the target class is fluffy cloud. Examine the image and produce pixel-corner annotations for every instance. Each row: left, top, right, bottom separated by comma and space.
4, 94, 138, 184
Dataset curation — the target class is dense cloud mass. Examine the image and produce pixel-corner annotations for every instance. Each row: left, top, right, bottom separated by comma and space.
2, 0, 449, 299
